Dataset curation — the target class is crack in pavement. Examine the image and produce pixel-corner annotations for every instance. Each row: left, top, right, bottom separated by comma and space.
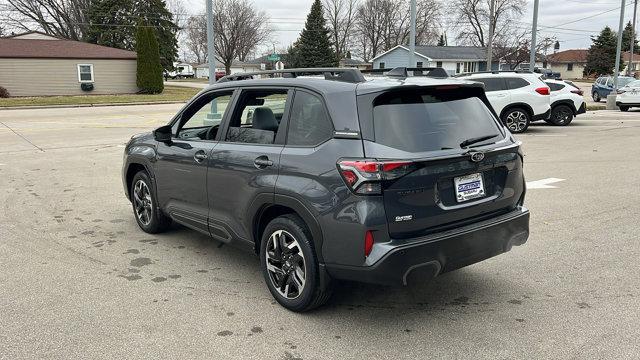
0, 121, 44, 152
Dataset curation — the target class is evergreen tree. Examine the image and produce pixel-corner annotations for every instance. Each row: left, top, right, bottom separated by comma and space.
289, 0, 337, 68
136, 23, 164, 94
584, 26, 625, 77
622, 21, 639, 54
437, 34, 445, 46
87, 0, 178, 69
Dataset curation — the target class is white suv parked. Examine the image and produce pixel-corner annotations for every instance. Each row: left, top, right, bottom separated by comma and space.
457, 71, 551, 133
545, 79, 586, 125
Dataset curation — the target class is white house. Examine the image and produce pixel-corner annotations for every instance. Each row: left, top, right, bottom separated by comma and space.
371, 45, 497, 75
195, 61, 262, 79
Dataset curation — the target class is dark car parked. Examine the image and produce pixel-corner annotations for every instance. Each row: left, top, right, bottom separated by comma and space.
592, 75, 635, 102
122, 68, 530, 312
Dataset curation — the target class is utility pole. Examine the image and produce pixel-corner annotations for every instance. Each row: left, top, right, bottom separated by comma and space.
529, 0, 540, 72
629, 0, 638, 76
487, 0, 495, 70
409, 0, 416, 68
205, 0, 219, 121
613, 0, 626, 91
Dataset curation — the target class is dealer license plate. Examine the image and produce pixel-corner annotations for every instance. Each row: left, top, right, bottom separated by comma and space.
454, 173, 485, 202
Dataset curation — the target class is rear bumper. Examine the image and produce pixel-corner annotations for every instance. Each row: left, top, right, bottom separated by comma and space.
532, 108, 551, 121
616, 102, 640, 107
577, 102, 587, 114
325, 207, 530, 286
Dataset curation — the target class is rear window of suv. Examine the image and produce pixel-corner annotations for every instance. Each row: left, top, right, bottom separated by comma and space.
372, 89, 502, 153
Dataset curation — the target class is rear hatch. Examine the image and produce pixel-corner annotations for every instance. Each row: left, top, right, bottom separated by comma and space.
356, 84, 525, 239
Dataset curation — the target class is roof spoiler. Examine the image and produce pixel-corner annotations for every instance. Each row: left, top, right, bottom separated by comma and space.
361, 67, 449, 78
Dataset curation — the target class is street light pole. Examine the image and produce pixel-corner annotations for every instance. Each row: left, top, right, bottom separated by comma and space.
409, 0, 416, 68
629, 0, 638, 76
487, 0, 495, 70
529, 0, 540, 72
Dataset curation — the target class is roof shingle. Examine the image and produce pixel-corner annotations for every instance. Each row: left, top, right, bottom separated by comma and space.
0, 38, 137, 59
547, 49, 588, 64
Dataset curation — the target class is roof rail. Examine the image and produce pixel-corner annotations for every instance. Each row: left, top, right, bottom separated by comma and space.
217, 68, 366, 84
361, 67, 449, 78
453, 70, 535, 77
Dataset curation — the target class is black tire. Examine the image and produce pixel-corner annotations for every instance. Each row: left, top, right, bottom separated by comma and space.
260, 214, 332, 312
592, 92, 601, 102
620, 106, 630, 112
501, 107, 531, 133
549, 104, 574, 126
130, 171, 171, 234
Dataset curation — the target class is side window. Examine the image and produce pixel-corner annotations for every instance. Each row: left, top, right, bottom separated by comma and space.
546, 82, 565, 92
606, 78, 614, 87
475, 77, 506, 92
176, 92, 232, 140
506, 77, 530, 90
287, 91, 334, 147
224, 89, 288, 144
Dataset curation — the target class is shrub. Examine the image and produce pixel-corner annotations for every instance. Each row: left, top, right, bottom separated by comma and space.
135, 23, 164, 94
0, 86, 9, 98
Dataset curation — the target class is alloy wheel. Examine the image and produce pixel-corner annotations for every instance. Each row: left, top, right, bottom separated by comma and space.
133, 180, 153, 226
265, 229, 306, 299
505, 111, 528, 132
554, 107, 572, 125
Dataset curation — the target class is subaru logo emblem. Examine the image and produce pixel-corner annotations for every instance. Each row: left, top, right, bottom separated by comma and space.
470, 152, 485, 162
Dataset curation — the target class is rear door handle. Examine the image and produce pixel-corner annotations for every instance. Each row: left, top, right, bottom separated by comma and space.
254, 156, 273, 168
194, 150, 208, 163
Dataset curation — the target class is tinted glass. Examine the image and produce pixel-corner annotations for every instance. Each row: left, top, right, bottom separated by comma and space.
506, 77, 530, 90
474, 78, 506, 92
546, 82, 565, 91
287, 91, 333, 146
225, 90, 288, 144
373, 92, 502, 153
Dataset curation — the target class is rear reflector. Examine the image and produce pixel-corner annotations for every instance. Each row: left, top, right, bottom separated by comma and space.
535, 87, 550, 95
364, 231, 374, 257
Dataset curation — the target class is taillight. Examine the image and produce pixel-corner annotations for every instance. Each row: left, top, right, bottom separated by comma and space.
364, 230, 374, 257
535, 87, 550, 95
571, 89, 584, 96
338, 159, 415, 195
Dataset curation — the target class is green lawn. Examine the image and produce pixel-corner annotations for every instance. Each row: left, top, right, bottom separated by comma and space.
0, 86, 199, 108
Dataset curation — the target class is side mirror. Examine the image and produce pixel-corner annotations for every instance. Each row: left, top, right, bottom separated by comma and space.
153, 125, 172, 143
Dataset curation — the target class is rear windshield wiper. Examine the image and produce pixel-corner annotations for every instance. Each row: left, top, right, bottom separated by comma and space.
459, 134, 499, 148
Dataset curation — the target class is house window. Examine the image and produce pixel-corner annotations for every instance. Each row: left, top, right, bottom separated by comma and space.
456, 63, 461, 74
77, 64, 94, 83
436, 61, 442, 68
416, 61, 423, 68
567, 63, 574, 71
379, 62, 385, 69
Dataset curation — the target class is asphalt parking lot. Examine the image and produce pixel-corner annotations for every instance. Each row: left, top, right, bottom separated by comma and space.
1, 105, 639, 359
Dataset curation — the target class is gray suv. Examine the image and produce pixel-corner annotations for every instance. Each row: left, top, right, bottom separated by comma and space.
122, 68, 530, 312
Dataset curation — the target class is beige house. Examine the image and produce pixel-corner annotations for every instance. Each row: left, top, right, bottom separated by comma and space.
547, 50, 588, 79
0, 31, 138, 97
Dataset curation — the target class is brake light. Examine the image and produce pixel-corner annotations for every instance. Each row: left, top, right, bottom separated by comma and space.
338, 159, 416, 195
535, 87, 550, 95
570, 89, 584, 96
364, 230, 374, 257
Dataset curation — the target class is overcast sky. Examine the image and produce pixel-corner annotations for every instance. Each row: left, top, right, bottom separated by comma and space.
189, 0, 637, 55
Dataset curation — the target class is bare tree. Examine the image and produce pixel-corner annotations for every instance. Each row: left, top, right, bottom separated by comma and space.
185, 15, 207, 64
354, 0, 441, 62
324, 0, 357, 62
494, 34, 555, 69
2, 0, 91, 40
450, 0, 525, 47
213, 0, 270, 73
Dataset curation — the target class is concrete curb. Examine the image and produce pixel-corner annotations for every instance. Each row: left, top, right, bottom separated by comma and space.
0, 100, 188, 111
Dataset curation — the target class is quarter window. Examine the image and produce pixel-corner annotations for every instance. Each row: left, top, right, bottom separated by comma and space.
287, 91, 333, 146
545, 82, 565, 92
77, 64, 94, 82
